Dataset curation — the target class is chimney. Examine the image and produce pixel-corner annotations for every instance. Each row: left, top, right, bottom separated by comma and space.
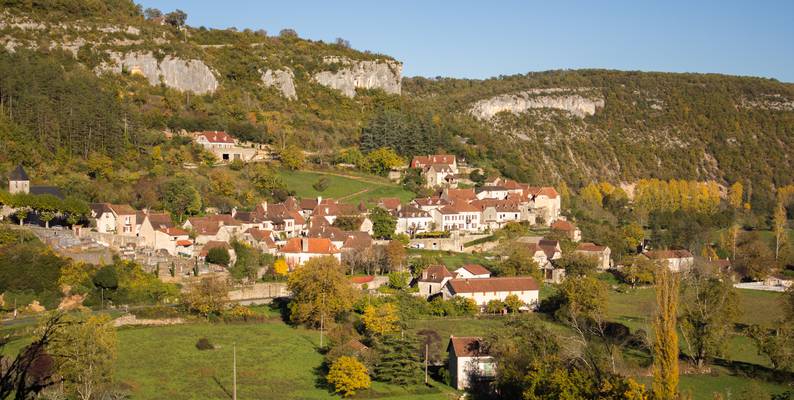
301, 238, 309, 253
317, 196, 322, 205
231, 207, 237, 218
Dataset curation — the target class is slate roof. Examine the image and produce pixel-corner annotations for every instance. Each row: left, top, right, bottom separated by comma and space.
9, 165, 29, 181
29, 186, 63, 199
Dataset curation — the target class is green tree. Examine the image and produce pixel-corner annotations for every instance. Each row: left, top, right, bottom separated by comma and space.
287, 256, 358, 327
326, 356, 371, 398
495, 243, 541, 281
621, 256, 656, 287
92, 265, 119, 291
370, 207, 397, 240
385, 241, 406, 272
47, 313, 116, 400
161, 177, 202, 222
374, 334, 422, 385
486, 299, 504, 314
387, 271, 409, 290
679, 266, 738, 369
279, 145, 305, 170
504, 294, 524, 313
181, 277, 229, 317
555, 252, 599, 277
206, 247, 231, 266
362, 147, 404, 176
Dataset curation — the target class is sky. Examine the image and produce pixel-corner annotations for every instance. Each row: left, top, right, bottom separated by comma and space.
137, 0, 794, 82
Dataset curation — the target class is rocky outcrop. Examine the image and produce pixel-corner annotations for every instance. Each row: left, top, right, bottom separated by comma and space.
470, 89, 605, 120
313, 56, 401, 97
100, 52, 219, 94
261, 68, 297, 100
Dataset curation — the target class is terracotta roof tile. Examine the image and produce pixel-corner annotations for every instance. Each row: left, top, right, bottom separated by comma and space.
447, 276, 539, 293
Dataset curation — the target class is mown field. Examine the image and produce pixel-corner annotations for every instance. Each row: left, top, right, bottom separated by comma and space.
276, 169, 415, 205
114, 321, 455, 400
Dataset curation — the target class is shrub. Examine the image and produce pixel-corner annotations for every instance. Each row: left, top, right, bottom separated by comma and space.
206, 247, 230, 266
196, 338, 214, 350
326, 356, 371, 397
312, 177, 330, 192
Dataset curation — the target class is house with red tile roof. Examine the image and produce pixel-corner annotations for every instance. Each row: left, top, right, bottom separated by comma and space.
447, 336, 495, 390
153, 226, 193, 256
442, 276, 540, 310
454, 264, 491, 279
574, 242, 611, 270
138, 212, 174, 251
183, 215, 243, 245
411, 155, 457, 170
278, 237, 341, 268
417, 265, 458, 297
551, 220, 582, 242
377, 197, 402, 212
194, 131, 256, 163
242, 228, 278, 254
432, 201, 482, 232
394, 204, 433, 236
89, 203, 138, 236
641, 249, 694, 272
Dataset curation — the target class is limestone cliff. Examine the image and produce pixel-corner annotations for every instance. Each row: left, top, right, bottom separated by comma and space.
313, 56, 402, 97
261, 68, 297, 100
99, 52, 219, 95
470, 89, 605, 120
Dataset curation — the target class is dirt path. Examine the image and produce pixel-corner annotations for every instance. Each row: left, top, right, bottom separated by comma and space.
307, 169, 393, 186
338, 188, 370, 201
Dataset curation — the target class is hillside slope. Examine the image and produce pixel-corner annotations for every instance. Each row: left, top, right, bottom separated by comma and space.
404, 71, 794, 209
1, 1, 794, 212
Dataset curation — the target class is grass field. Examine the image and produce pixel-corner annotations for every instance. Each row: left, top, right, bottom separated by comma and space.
276, 169, 415, 205
114, 321, 456, 400
407, 249, 497, 269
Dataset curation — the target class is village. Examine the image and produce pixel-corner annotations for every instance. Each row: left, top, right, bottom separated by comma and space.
3, 129, 770, 395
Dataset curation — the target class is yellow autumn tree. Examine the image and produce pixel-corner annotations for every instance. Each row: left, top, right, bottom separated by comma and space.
653, 267, 680, 400
273, 258, 289, 277
728, 182, 743, 209
361, 303, 400, 336
774, 204, 787, 261
580, 183, 603, 207
326, 356, 371, 397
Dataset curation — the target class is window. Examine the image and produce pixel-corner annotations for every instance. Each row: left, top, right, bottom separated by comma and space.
222, 153, 230, 160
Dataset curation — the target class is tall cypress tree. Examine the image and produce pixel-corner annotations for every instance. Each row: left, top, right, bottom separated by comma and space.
374, 334, 422, 385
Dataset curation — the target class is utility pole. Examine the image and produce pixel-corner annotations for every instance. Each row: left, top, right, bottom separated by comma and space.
320, 291, 325, 348
424, 343, 429, 384
233, 343, 237, 400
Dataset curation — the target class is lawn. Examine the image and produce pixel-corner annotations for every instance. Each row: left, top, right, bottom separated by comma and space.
276, 169, 415, 205
114, 321, 456, 400
407, 249, 497, 269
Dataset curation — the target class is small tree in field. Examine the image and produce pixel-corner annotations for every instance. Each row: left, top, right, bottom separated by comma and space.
504, 294, 524, 313
327, 356, 370, 397
486, 299, 504, 314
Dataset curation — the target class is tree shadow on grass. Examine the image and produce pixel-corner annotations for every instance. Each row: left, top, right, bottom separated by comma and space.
712, 358, 794, 385
268, 297, 292, 324
211, 376, 233, 399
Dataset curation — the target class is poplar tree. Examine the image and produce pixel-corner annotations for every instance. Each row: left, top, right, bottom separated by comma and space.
652, 267, 680, 400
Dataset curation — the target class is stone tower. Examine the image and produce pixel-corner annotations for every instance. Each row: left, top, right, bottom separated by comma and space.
8, 165, 30, 194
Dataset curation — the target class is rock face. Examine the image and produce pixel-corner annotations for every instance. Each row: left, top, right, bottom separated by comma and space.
101, 52, 218, 95
261, 68, 297, 100
313, 56, 402, 97
470, 89, 605, 120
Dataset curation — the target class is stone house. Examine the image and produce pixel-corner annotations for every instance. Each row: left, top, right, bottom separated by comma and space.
279, 237, 341, 269
551, 220, 582, 242
442, 276, 540, 310
194, 131, 255, 163
454, 264, 491, 279
432, 202, 482, 232
90, 203, 138, 236
448, 336, 495, 390
417, 265, 457, 297
394, 205, 433, 236
641, 249, 695, 272
574, 242, 611, 270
